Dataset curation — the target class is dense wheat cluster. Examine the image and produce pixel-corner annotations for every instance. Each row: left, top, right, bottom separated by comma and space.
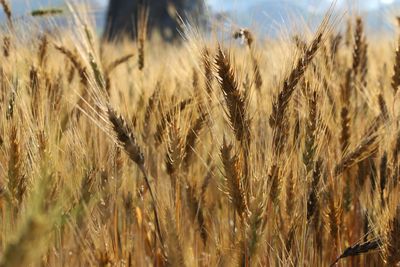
1, 1, 400, 266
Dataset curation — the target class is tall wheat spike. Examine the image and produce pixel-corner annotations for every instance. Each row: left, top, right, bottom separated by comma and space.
215, 46, 251, 148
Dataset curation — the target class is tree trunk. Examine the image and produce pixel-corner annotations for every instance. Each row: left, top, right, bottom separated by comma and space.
104, 0, 205, 42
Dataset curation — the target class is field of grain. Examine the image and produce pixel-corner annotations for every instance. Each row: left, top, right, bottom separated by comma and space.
0, 1, 399, 266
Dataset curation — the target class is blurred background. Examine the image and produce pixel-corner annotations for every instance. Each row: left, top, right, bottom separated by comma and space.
5, 0, 400, 38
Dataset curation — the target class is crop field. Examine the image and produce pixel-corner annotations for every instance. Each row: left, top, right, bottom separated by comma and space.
0, 1, 399, 266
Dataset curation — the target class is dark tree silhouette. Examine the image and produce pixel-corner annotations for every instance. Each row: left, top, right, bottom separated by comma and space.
104, 0, 205, 42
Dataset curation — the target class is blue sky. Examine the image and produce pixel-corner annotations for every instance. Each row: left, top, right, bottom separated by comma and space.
7, 0, 400, 35
95, 0, 396, 10
96, 0, 397, 10
206, 0, 398, 11
11, 0, 400, 13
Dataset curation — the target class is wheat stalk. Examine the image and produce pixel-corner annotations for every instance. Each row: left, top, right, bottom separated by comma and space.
330, 239, 382, 266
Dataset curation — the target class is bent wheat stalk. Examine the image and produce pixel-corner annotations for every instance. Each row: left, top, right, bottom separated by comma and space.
107, 106, 164, 246
330, 239, 382, 266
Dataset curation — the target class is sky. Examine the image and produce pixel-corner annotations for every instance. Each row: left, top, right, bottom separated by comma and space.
10, 0, 400, 13
95, 0, 396, 11
206, 0, 397, 11
7, 0, 400, 35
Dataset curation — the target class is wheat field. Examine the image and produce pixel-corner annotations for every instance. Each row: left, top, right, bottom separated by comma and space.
0, 1, 399, 266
